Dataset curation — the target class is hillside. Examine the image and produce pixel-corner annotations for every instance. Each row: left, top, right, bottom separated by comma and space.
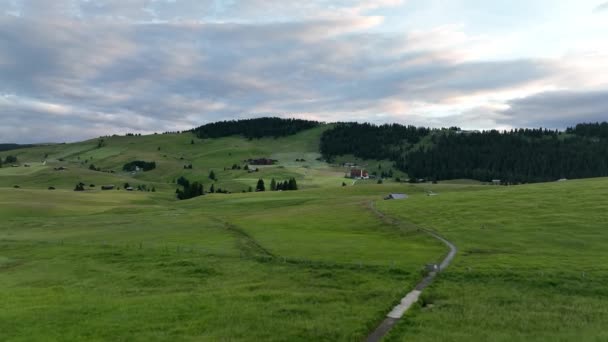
2, 118, 608, 341
0, 124, 345, 194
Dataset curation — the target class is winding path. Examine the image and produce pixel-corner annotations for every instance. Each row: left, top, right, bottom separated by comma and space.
366, 201, 457, 342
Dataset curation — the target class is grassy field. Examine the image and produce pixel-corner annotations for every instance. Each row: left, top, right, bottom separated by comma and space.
379, 178, 608, 341
2, 129, 607, 341
0, 183, 450, 341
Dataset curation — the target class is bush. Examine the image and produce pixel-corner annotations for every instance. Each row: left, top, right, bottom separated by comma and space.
122, 161, 156, 172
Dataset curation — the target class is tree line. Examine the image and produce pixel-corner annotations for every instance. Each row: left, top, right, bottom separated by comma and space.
320, 122, 432, 161
191, 117, 320, 139
320, 122, 608, 183
401, 129, 608, 183
566, 122, 608, 138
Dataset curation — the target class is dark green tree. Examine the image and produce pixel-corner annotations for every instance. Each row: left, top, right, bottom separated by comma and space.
270, 178, 277, 191
256, 179, 265, 192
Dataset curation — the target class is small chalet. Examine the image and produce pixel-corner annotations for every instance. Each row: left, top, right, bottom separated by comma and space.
349, 168, 369, 179
247, 158, 277, 165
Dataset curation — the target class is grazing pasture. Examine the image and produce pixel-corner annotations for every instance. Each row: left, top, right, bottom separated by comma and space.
2, 128, 607, 341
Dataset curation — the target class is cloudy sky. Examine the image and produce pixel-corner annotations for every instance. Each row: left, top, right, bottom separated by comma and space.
1, 0, 607, 143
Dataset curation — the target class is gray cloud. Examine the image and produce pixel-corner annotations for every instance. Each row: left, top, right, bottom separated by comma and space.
496, 90, 608, 128
0, 1, 604, 143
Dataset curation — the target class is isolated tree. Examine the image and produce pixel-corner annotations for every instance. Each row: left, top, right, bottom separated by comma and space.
191, 139, 195, 145
342, 182, 346, 187
256, 179, 265, 192
270, 178, 277, 191
74, 183, 85, 191
209, 170, 216, 181
377, 179, 383, 184
210, 184, 215, 193
4, 155, 17, 164
248, 186, 253, 192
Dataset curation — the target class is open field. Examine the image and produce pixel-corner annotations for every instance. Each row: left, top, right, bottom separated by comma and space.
0, 183, 450, 341
379, 178, 608, 341
2, 129, 608, 341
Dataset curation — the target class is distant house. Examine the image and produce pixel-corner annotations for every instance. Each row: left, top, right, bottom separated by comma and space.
558, 178, 568, 182
125, 187, 134, 191
247, 167, 259, 173
384, 193, 408, 200
247, 158, 277, 165
101, 185, 115, 190
491, 179, 501, 185
54, 166, 67, 171
349, 168, 369, 179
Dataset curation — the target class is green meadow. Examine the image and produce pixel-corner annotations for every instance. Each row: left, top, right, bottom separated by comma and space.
380, 178, 608, 341
1, 130, 607, 341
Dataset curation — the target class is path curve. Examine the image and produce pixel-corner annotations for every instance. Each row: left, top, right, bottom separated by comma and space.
366, 201, 457, 342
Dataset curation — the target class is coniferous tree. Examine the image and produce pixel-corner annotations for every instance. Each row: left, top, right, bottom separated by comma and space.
256, 179, 265, 192
210, 184, 215, 193
209, 170, 216, 181
192, 117, 319, 139
288, 178, 298, 190
270, 178, 277, 191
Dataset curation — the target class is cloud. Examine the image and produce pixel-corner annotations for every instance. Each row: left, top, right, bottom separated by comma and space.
496, 90, 608, 128
0, 1, 606, 143
594, 2, 608, 12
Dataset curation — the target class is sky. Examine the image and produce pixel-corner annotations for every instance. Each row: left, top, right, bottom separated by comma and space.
1, 0, 607, 143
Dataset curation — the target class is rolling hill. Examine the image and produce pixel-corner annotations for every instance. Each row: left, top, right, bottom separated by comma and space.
2, 118, 608, 341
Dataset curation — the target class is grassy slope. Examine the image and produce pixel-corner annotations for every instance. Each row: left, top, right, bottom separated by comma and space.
0, 126, 452, 341
3, 128, 608, 341
379, 178, 608, 341
0, 126, 347, 193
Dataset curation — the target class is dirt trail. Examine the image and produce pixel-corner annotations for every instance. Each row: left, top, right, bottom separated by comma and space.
366, 201, 457, 342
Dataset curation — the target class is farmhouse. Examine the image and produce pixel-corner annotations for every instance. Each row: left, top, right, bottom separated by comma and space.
125, 187, 134, 191
385, 193, 408, 200
247, 158, 277, 165
349, 168, 369, 179
491, 179, 502, 185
